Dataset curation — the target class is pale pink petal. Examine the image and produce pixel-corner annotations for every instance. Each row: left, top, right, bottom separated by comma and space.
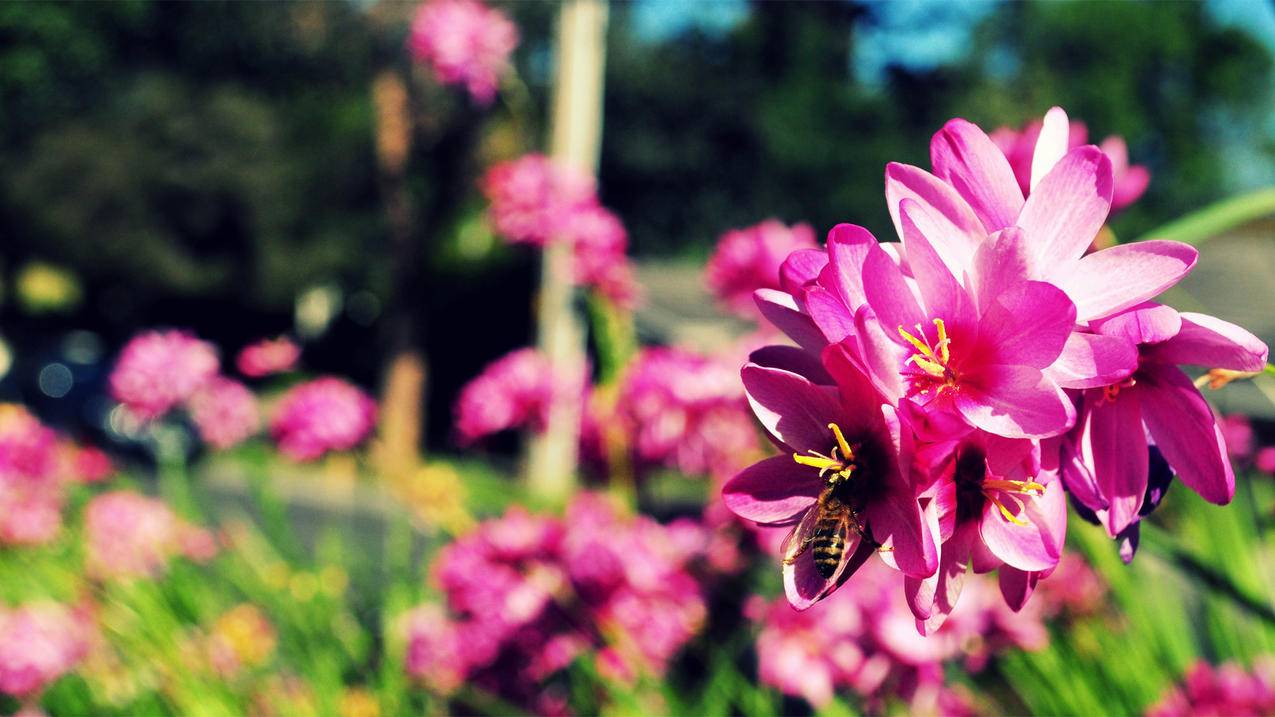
1059, 434, 1106, 512
862, 241, 926, 344
868, 485, 937, 578
804, 285, 855, 344
1111, 165, 1150, 212
1139, 364, 1235, 505
955, 365, 1075, 439
1091, 302, 1182, 345
884, 163, 983, 269
1059, 240, 1198, 321
898, 199, 977, 331
969, 227, 1035, 315
852, 305, 907, 403
742, 364, 842, 454
1145, 312, 1269, 372
930, 119, 1025, 232
1083, 392, 1148, 536
723, 456, 823, 525
979, 480, 1063, 572
978, 281, 1076, 369
820, 223, 877, 311
909, 525, 971, 633
754, 289, 826, 354
1045, 332, 1138, 389
1016, 146, 1113, 267
1029, 107, 1070, 192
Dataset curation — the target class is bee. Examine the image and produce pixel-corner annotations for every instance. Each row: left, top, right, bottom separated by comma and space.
782, 482, 862, 579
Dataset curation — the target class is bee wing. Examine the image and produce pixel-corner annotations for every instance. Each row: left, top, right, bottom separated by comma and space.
781, 507, 821, 563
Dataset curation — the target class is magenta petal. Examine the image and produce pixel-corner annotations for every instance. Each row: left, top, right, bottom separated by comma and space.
970, 227, 1035, 315
821, 343, 889, 426
1059, 434, 1106, 513
754, 289, 826, 354
956, 365, 1075, 439
1139, 364, 1236, 505
884, 163, 983, 270
868, 485, 937, 578
723, 456, 823, 525
780, 248, 829, 296
979, 480, 1063, 572
804, 286, 856, 345
1029, 107, 1070, 191
1060, 240, 1198, 321
1045, 332, 1138, 389
978, 280, 1076, 369
911, 526, 971, 633
853, 305, 907, 403
1016, 145, 1113, 267
1145, 312, 1269, 372
898, 199, 977, 331
862, 241, 926, 343
742, 363, 843, 454
930, 118, 1025, 233
1083, 393, 1148, 536
748, 345, 832, 385
822, 223, 878, 311
998, 567, 1040, 612
1091, 302, 1182, 346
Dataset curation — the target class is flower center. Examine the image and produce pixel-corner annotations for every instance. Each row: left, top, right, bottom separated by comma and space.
792, 423, 858, 484
1098, 376, 1137, 405
898, 319, 958, 394
953, 446, 1045, 526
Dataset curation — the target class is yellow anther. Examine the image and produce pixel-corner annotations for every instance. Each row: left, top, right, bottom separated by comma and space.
932, 318, 951, 364
908, 355, 947, 378
982, 478, 1046, 496
828, 423, 854, 462
793, 453, 842, 472
991, 496, 1029, 526
898, 325, 932, 357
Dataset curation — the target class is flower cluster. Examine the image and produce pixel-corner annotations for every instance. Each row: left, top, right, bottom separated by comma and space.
407, 0, 518, 105
453, 348, 584, 445
83, 491, 217, 580
481, 154, 638, 306
990, 111, 1150, 213
723, 107, 1267, 627
0, 405, 64, 545
109, 330, 220, 421
1147, 659, 1275, 717
705, 219, 818, 316
0, 601, 93, 700
405, 493, 706, 711
749, 560, 1045, 713
188, 377, 260, 450
269, 377, 377, 461
236, 336, 301, 378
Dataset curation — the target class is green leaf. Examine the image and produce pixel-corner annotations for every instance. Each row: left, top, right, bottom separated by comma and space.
1132, 186, 1275, 246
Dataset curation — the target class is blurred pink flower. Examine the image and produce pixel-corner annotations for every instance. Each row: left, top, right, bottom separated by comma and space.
565, 204, 641, 308
60, 443, 113, 484
481, 154, 596, 247
0, 601, 92, 699
454, 348, 586, 444
235, 337, 300, 378
269, 377, 377, 461
1219, 414, 1255, 462
616, 347, 760, 479
109, 330, 219, 421
403, 604, 466, 694
705, 219, 817, 316
187, 377, 260, 450
0, 406, 64, 546
989, 112, 1149, 212
1147, 659, 1275, 717
84, 491, 207, 579
408, 0, 519, 105
1257, 447, 1275, 475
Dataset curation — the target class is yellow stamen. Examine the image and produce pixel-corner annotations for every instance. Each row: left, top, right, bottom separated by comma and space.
793, 453, 842, 472
908, 355, 947, 377
1195, 368, 1259, 391
828, 423, 854, 461
990, 495, 1029, 526
933, 318, 951, 364
982, 478, 1046, 496
897, 324, 932, 357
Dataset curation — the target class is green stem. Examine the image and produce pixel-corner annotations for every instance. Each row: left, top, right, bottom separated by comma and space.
154, 433, 197, 519
1132, 186, 1275, 246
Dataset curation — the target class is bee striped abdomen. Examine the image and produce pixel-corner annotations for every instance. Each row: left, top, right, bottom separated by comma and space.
811, 513, 847, 579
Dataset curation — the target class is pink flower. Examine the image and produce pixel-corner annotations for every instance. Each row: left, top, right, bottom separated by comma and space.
990, 111, 1149, 212
1257, 447, 1275, 475
187, 377, 260, 450
1148, 659, 1275, 717
0, 602, 92, 698
565, 204, 640, 308
60, 443, 113, 484
269, 377, 377, 461
109, 330, 219, 420
403, 604, 466, 694
705, 220, 818, 316
481, 155, 595, 247
615, 347, 760, 479
235, 337, 300, 378
83, 491, 207, 579
407, 0, 518, 105
0, 406, 64, 546
1219, 414, 1255, 462
454, 348, 586, 444
723, 348, 937, 609
1062, 302, 1266, 542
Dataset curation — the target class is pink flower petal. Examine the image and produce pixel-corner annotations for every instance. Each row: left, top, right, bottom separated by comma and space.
930, 118, 1025, 233
979, 479, 1064, 572
1016, 145, 1113, 268
862, 242, 926, 346
754, 289, 826, 354
779, 248, 828, 296
1139, 364, 1235, 505
898, 199, 977, 332
1145, 312, 1269, 372
1091, 302, 1182, 345
1082, 392, 1148, 536
742, 363, 842, 455
884, 162, 983, 269
748, 345, 831, 385
867, 483, 937, 579
782, 509, 863, 610
820, 223, 878, 311
998, 566, 1041, 612
723, 456, 823, 526
1060, 240, 1198, 321
804, 286, 855, 345
978, 280, 1076, 369
955, 365, 1075, 439
1029, 106, 1070, 192
908, 524, 971, 633
970, 227, 1034, 315
1045, 331, 1138, 390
